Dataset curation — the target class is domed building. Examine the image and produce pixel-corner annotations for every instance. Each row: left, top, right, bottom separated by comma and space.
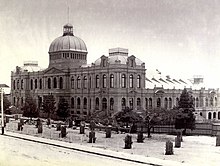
11, 24, 220, 120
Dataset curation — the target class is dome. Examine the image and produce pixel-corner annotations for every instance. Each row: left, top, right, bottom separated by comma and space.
49, 24, 87, 53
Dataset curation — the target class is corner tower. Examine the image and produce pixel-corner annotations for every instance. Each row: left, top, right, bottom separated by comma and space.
48, 24, 88, 70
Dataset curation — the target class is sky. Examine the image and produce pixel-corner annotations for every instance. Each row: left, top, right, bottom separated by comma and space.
1, 0, 220, 90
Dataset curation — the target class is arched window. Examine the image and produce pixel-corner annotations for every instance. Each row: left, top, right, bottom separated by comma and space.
210, 97, 214, 107
77, 98, 81, 109
110, 98, 114, 110
53, 77, 57, 89
164, 98, 168, 109
102, 98, 107, 110
129, 98, 133, 109
149, 98, 152, 108
71, 77, 74, 89
213, 112, 216, 119
13, 80, 16, 90
13, 97, 16, 105
71, 97, 74, 108
21, 80, 24, 90
31, 79, 33, 90
218, 112, 220, 120
196, 97, 199, 107
77, 76, 81, 89
35, 79, 38, 89
208, 112, 212, 119
17, 80, 19, 90
59, 77, 63, 89
103, 74, 107, 88
145, 98, 148, 110
121, 98, 126, 109
39, 79, 42, 89
95, 98, 99, 110
110, 74, 114, 88
206, 98, 208, 107
121, 74, 126, 88
21, 97, 23, 107
215, 97, 218, 107
137, 75, 141, 88
137, 98, 141, 109
83, 98, 87, 109
96, 75, 99, 88
169, 98, 172, 109
83, 76, 87, 89
129, 74, 133, 88
157, 98, 161, 108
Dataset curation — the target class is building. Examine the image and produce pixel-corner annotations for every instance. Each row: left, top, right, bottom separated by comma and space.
11, 23, 220, 120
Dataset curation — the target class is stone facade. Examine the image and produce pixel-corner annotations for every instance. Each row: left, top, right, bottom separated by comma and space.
10, 24, 220, 120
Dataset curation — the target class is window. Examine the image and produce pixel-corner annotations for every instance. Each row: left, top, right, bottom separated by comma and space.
149, 98, 152, 108
210, 97, 214, 107
121, 98, 126, 109
71, 97, 74, 108
96, 75, 99, 88
83, 76, 87, 89
131, 59, 134, 67
21, 80, 24, 89
129, 98, 133, 109
17, 80, 19, 90
77, 76, 81, 89
137, 98, 141, 108
59, 77, 63, 89
95, 98, 99, 110
164, 98, 168, 109
169, 98, 172, 109
208, 112, 212, 119
121, 74, 126, 88
71, 77, 74, 89
145, 98, 148, 110
129, 75, 133, 88
35, 79, 38, 89
110, 98, 114, 110
213, 112, 216, 119
110, 74, 114, 88
218, 112, 220, 120
102, 98, 107, 110
89, 77, 91, 88
137, 75, 141, 88
77, 98, 81, 109
196, 97, 199, 108
39, 79, 42, 89
157, 98, 161, 108
13, 80, 16, 90
176, 97, 179, 107
31, 79, 33, 90
83, 98, 87, 109
53, 78, 57, 89
103, 74, 107, 88
215, 97, 218, 107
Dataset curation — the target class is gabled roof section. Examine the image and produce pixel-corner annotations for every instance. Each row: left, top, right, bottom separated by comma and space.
43, 67, 65, 75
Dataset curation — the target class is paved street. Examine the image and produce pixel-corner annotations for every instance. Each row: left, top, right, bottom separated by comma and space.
0, 134, 147, 166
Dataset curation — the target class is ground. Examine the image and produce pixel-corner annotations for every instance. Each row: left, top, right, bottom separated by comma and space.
3, 119, 220, 166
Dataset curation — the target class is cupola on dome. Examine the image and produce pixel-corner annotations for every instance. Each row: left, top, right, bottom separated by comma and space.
49, 23, 87, 53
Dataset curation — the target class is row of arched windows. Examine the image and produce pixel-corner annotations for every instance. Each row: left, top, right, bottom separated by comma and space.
208, 112, 220, 120
70, 97, 114, 111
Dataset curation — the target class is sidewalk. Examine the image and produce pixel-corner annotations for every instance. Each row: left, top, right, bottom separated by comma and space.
3, 131, 190, 166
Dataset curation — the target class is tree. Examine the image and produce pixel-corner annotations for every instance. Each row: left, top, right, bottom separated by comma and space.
22, 96, 38, 118
42, 94, 56, 119
175, 88, 196, 134
114, 107, 142, 129
56, 97, 69, 121
0, 94, 11, 114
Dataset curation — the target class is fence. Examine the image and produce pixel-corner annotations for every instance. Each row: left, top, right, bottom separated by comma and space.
152, 123, 220, 136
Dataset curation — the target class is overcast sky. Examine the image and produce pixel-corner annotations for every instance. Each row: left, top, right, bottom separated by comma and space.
1, 0, 220, 89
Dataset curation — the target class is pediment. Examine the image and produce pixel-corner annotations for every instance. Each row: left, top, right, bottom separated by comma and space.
43, 67, 64, 75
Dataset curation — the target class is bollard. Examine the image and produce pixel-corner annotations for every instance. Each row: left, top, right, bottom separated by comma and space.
165, 140, 174, 155
124, 134, 133, 149
61, 126, 67, 138
137, 131, 144, 143
105, 128, 111, 138
175, 136, 181, 148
